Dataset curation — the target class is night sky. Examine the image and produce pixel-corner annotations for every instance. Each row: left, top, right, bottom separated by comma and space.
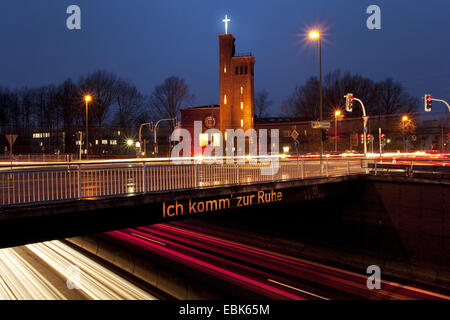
0, 0, 449, 115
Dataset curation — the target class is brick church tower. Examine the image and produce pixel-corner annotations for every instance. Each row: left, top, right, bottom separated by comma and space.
218, 34, 255, 132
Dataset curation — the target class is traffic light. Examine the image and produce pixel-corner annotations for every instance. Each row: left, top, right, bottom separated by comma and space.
344, 93, 354, 112
360, 133, 364, 144
424, 94, 432, 112
367, 134, 372, 143
321, 129, 329, 142
381, 133, 386, 146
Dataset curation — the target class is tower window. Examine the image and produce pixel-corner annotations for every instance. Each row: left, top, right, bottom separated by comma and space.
241, 102, 243, 110
244, 66, 248, 74
224, 64, 227, 73
235, 67, 238, 75
240, 66, 243, 74
224, 95, 227, 104
240, 86, 243, 94
240, 119, 244, 128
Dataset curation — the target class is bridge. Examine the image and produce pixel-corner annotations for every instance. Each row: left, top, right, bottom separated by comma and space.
0, 157, 368, 246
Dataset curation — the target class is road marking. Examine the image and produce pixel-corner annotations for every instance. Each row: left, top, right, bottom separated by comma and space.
267, 278, 330, 300
131, 233, 166, 246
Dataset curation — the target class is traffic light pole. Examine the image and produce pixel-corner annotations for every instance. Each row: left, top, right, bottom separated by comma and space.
432, 99, 450, 112
344, 94, 368, 155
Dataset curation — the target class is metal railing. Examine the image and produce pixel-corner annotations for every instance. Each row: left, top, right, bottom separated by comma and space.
0, 158, 367, 206
369, 157, 450, 177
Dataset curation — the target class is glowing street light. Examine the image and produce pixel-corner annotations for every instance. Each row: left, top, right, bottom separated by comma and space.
84, 95, 92, 158
309, 31, 320, 39
308, 29, 324, 168
126, 139, 134, 147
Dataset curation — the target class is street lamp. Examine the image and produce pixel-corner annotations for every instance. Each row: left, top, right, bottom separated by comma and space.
309, 30, 324, 167
84, 95, 92, 158
334, 110, 341, 152
402, 115, 408, 152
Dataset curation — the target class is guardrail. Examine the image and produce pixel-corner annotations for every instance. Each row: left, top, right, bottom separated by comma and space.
0, 158, 367, 206
368, 158, 450, 177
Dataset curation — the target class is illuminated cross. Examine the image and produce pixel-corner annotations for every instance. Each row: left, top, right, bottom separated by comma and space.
222, 14, 230, 34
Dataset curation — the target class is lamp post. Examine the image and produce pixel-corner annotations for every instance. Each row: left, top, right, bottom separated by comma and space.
139, 122, 154, 157
309, 30, 324, 168
153, 118, 177, 156
84, 95, 92, 158
334, 110, 341, 152
402, 115, 408, 152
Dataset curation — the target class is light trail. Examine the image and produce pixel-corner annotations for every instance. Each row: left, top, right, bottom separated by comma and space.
0, 248, 65, 300
0, 241, 157, 300
26, 241, 156, 300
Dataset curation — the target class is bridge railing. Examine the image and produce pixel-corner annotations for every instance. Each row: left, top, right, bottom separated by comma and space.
368, 157, 450, 177
0, 158, 367, 206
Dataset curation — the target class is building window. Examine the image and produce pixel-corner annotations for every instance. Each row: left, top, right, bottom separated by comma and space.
199, 133, 209, 147
240, 66, 243, 74
110, 140, 117, 145
235, 67, 238, 75
240, 86, 243, 94
95, 140, 99, 145
102, 140, 108, 145
241, 102, 244, 110
240, 119, 244, 128
224, 95, 227, 104
244, 66, 248, 74
212, 133, 221, 147
224, 64, 226, 73
32, 133, 50, 139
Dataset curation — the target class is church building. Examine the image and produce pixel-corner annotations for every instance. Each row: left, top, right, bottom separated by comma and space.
180, 21, 255, 148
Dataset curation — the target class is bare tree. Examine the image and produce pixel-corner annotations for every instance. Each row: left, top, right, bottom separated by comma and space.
149, 76, 195, 120
254, 89, 273, 118
114, 79, 146, 136
79, 70, 117, 131
281, 77, 319, 119
374, 78, 418, 115
281, 70, 418, 119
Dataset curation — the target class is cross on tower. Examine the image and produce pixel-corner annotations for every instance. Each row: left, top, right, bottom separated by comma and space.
222, 14, 230, 34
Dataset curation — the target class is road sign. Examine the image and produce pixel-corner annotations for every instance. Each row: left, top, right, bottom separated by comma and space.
363, 116, 369, 126
5, 134, 18, 161
6, 134, 18, 146
311, 121, 331, 129
290, 129, 299, 140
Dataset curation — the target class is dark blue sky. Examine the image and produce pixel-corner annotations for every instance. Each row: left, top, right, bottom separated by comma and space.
0, 0, 449, 115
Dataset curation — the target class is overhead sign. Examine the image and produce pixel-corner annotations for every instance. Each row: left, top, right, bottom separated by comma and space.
311, 121, 331, 129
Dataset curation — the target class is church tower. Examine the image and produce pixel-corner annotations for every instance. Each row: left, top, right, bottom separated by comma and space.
218, 33, 255, 132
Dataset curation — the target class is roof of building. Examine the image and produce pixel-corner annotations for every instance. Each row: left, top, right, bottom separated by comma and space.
182, 105, 220, 111
255, 117, 313, 124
